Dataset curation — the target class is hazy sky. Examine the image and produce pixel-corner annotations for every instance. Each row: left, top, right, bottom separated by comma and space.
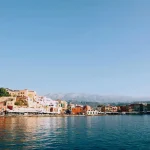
0, 0, 150, 96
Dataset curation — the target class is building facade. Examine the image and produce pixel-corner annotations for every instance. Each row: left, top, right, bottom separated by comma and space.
72, 106, 83, 115
86, 110, 98, 115
6, 88, 37, 100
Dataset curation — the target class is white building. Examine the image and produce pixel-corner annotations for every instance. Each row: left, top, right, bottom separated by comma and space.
36, 96, 62, 114
86, 110, 99, 115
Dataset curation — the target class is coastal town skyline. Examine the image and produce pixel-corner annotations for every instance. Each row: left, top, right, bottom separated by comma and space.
1, 87, 150, 116
1, 1, 150, 96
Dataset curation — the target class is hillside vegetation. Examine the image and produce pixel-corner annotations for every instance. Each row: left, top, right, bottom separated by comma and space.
0, 88, 11, 97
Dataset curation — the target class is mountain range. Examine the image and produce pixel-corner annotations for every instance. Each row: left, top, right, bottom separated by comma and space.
45, 93, 150, 104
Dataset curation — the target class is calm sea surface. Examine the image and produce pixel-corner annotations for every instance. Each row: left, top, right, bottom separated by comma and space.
0, 115, 150, 150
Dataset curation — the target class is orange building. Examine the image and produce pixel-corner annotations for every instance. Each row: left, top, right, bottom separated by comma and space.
72, 106, 83, 115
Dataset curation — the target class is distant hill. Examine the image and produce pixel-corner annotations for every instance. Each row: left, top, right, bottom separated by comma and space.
45, 93, 150, 104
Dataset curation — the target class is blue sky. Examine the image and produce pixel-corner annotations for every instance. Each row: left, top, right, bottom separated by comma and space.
0, 0, 150, 96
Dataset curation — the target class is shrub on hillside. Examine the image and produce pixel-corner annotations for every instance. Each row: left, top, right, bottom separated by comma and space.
0, 88, 11, 97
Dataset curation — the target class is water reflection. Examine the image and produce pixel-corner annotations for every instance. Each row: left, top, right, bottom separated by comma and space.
1, 116, 150, 150
0, 117, 69, 149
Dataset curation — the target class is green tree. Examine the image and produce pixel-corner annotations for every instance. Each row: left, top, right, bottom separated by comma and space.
0, 88, 11, 97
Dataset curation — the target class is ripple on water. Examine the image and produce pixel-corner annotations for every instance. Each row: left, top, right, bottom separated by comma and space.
0, 116, 150, 150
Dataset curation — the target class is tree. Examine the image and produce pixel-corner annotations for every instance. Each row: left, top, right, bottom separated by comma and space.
0, 88, 11, 97
66, 109, 71, 114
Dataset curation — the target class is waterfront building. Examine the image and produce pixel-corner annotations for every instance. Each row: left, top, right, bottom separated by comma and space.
67, 103, 75, 110
101, 105, 118, 112
72, 106, 83, 115
56, 100, 68, 113
5, 97, 16, 110
83, 105, 91, 111
82, 105, 99, 115
101, 106, 110, 112
129, 103, 147, 112
37, 97, 63, 114
27, 97, 37, 108
96, 105, 102, 112
118, 106, 128, 112
57, 100, 67, 108
111, 106, 118, 112
0, 97, 30, 112
86, 110, 98, 115
83, 105, 91, 114
66, 103, 75, 114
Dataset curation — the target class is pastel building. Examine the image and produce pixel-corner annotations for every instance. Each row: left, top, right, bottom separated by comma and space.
18, 89, 36, 100
101, 106, 118, 112
56, 100, 68, 114
27, 97, 37, 108
6, 88, 19, 97
82, 105, 99, 115
6, 88, 37, 100
83, 105, 91, 112
37, 97, 62, 114
111, 106, 118, 112
101, 106, 110, 112
67, 103, 75, 111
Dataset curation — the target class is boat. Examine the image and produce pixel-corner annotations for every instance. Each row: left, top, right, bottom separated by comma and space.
121, 112, 126, 115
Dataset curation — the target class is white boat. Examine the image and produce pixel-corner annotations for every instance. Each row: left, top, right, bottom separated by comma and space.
121, 112, 126, 115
